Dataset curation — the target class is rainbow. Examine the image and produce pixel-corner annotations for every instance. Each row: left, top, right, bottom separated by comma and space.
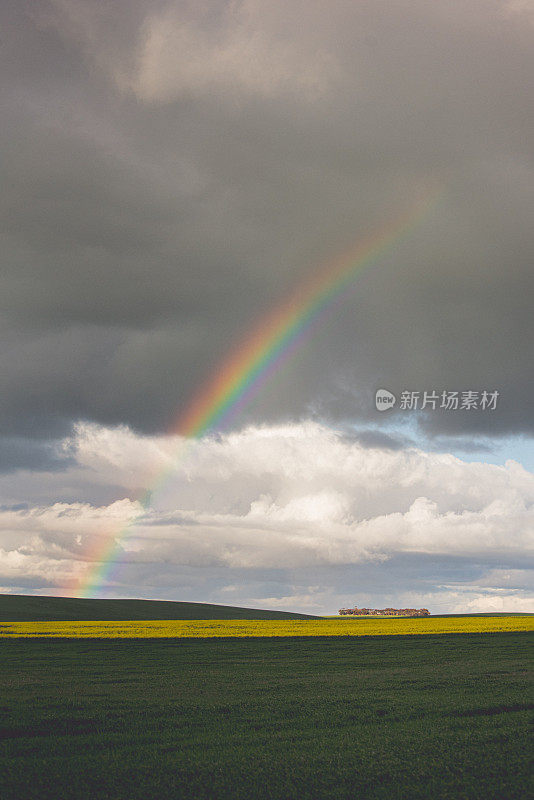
74, 190, 442, 597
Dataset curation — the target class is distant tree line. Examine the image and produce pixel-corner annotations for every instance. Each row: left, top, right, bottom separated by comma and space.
339, 607, 430, 617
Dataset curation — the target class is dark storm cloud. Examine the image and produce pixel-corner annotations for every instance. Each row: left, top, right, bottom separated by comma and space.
1, 0, 533, 450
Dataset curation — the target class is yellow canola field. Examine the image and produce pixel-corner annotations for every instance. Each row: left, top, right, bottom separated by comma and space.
0, 616, 532, 638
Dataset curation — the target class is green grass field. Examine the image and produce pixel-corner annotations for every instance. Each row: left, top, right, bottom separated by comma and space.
1, 631, 532, 799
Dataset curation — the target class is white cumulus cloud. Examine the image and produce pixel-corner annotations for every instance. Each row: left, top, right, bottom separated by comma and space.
0, 421, 533, 610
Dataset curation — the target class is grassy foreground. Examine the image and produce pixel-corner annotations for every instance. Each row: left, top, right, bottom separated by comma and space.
0, 633, 532, 800
0, 614, 532, 637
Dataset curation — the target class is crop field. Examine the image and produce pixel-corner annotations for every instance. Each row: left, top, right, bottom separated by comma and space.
0, 632, 532, 800
0, 614, 532, 638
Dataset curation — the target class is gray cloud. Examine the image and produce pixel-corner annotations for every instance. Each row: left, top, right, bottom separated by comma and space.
0, 436, 70, 474
342, 428, 414, 451
1, 0, 533, 456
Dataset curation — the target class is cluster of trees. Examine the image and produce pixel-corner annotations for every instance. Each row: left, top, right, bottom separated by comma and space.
338, 607, 430, 617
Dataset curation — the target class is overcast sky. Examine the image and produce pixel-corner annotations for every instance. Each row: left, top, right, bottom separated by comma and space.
1, 1, 533, 612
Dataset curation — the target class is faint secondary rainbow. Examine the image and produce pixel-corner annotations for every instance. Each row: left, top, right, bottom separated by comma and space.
74, 188, 443, 597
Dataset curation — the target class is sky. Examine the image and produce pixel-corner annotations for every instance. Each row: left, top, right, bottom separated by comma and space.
1, 0, 533, 613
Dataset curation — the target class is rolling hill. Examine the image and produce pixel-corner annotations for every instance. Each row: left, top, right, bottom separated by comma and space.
0, 594, 318, 622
